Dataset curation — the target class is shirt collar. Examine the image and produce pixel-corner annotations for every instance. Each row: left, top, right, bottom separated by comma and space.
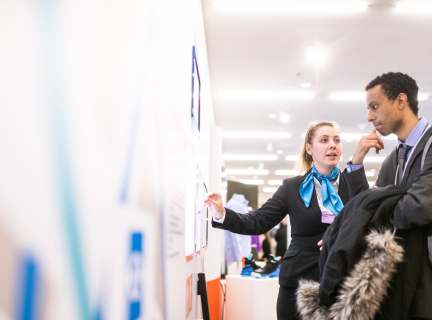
397, 117, 429, 148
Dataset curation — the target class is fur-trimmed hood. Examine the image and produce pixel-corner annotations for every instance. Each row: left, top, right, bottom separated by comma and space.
296, 230, 404, 320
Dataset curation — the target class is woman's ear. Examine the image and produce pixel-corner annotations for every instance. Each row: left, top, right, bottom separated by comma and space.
306, 144, 312, 156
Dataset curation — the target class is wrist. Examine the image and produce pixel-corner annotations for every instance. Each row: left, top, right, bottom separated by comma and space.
214, 208, 226, 220
351, 157, 363, 165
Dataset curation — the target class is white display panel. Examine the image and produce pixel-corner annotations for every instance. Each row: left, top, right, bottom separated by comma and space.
0, 0, 217, 319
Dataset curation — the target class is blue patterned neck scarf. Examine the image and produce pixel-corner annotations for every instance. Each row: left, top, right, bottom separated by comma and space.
299, 166, 343, 216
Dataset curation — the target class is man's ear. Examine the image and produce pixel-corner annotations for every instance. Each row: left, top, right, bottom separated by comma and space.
306, 144, 312, 156
397, 93, 408, 110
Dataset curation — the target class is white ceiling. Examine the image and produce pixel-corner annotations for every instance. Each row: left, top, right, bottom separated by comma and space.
202, 0, 432, 203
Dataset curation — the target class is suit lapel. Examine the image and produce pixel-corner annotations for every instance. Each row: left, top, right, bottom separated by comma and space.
310, 188, 322, 219
401, 128, 432, 186
338, 173, 349, 205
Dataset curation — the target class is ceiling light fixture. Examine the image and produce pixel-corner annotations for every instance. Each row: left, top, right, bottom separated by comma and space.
222, 132, 292, 139
223, 155, 278, 161
330, 92, 428, 100
330, 92, 366, 100
307, 45, 327, 66
213, 1, 368, 12
363, 157, 386, 163
301, 83, 311, 88
365, 170, 376, 177
218, 92, 315, 100
239, 179, 264, 185
268, 114, 277, 119
341, 133, 367, 140
396, 2, 432, 12
225, 169, 269, 175
279, 112, 291, 123
384, 134, 398, 140
266, 143, 274, 152
268, 180, 283, 185
276, 150, 283, 155
286, 156, 299, 161
263, 187, 278, 193
275, 170, 300, 176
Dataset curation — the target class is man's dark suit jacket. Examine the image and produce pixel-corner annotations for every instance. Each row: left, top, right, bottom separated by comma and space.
212, 168, 368, 288
371, 127, 432, 319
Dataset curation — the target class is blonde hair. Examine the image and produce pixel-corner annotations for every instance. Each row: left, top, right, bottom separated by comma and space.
295, 121, 339, 174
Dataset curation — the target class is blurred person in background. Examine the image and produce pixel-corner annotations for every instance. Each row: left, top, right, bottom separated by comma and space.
204, 121, 375, 320
261, 231, 273, 261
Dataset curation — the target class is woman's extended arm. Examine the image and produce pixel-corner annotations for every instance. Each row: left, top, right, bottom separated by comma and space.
203, 181, 290, 236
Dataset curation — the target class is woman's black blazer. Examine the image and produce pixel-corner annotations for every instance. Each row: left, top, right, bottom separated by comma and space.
212, 167, 369, 288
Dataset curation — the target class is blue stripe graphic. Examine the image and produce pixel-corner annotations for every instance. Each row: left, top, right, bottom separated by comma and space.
17, 257, 38, 320
38, 1, 91, 319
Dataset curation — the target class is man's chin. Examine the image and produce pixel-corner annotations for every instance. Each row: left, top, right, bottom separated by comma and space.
374, 126, 387, 136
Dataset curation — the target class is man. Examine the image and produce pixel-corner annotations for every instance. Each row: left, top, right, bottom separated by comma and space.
350, 72, 432, 320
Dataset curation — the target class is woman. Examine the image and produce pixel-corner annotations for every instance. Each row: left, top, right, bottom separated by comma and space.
203, 122, 370, 320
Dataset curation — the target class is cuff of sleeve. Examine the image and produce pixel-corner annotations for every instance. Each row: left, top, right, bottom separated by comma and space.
212, 213, 226, 224
346, 161, 364, 173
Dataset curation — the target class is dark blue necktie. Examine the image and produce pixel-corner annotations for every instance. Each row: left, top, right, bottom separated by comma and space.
397, 145, 411, 185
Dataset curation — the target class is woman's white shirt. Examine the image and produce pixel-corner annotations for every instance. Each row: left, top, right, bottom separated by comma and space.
314, 174, 340, 212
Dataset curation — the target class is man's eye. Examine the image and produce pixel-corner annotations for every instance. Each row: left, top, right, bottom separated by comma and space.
372, 105, 377, 110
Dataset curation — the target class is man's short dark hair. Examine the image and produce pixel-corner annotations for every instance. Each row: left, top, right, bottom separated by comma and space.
365, 72, 419, 116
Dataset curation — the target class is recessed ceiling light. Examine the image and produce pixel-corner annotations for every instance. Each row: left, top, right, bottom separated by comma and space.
263, 187, 278, 193
341, 133, 367, 140
357, 123, 367, 130
223, 155, 278, 161
219, 92, 315, 100
365, 170, 376, 177
214, 1, 368, 12
268, 180, 283, 185
222, 132, 292, 139
301, 83, 311, 88
225, 169, 269, 175
396, 2, 432, 12
276, 150, 283, 155
363, 157, 385, 163
286, 155, 299, 161
268, 114, 277, 119
368, 181, 376, 187
279, 112, 291, 123
239, 180, 264, 185
330, 92, 428, 101
266, 143, 274, 152
275, 170, 300, 176
384, 134, 398, 140
248, 166, 254, 170
330, 92, 366, 100
307, 45, 327, 66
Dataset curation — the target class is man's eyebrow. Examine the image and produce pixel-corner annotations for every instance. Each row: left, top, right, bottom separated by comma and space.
367, 101, 376, 109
